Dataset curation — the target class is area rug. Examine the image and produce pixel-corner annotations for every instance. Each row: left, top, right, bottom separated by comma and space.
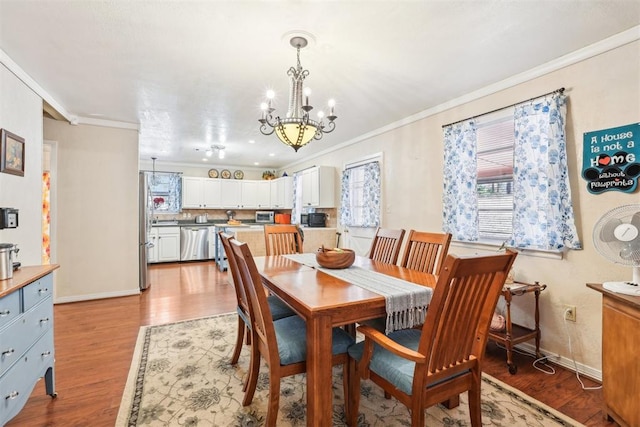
116, 313, 583, 426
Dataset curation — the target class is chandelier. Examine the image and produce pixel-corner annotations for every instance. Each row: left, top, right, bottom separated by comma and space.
259, 36, 337, 152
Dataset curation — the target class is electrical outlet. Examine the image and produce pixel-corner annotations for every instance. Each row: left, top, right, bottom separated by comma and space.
564, 305, 576, 322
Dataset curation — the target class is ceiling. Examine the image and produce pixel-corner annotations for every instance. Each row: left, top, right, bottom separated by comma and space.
1, 1, 639, 169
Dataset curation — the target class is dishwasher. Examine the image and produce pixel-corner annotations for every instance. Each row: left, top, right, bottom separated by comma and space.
180, 226, 209, 261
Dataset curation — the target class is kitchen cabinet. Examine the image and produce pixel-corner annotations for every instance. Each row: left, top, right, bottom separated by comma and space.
149, 226, 180, 263
301, 166, 335, 207
0, 265, 58, 426
271, 176, 293, 209
239, 181, 271, 209
148, 228, 159, 263
182, 177, 220, 209
220, 180, 242, 208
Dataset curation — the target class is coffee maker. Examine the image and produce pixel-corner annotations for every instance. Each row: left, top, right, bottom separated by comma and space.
0, 208, 20, 280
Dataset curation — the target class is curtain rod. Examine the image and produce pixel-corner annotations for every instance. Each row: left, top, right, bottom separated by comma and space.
442, 87, 565, 128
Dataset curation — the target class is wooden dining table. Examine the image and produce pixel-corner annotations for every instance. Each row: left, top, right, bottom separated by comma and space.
254, 254, 437, 427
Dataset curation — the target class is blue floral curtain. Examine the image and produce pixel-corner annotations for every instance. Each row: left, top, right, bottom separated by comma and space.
511, 93, 581, 250
340, 161, 381, 227
291, 171, 302, 224
442, 121, 479, 241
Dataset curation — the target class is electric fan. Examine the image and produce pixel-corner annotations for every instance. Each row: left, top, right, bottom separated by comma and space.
593, 204, 640, 296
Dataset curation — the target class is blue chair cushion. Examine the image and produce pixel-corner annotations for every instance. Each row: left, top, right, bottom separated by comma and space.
348, 329, 468, 395
274, 315, 355, 365
267, 295, 296, 320
348, 328, 421, 395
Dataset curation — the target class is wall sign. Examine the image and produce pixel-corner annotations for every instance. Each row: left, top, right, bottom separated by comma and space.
582, 123, 639, 194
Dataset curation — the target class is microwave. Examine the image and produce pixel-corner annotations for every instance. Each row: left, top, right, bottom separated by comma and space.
255, 211, 275, 224
308, 213, 327, 227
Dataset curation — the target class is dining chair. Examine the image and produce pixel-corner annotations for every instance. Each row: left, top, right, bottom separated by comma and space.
368, 227, 406, 264
230, 239, 355, 426
263, 224, 304, 255
347, 250, 518, 427
400, 230, 452, 274
218, 232, 295, 370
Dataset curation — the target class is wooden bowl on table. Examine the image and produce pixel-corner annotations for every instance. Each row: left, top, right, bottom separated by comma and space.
316, 247, 355, 269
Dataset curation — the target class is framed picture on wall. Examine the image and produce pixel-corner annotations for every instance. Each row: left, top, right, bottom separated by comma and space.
0, 129, 25, 177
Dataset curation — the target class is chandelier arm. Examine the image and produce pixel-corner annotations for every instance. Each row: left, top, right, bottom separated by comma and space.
259, 121, 276, 136
321, 120, 337, 134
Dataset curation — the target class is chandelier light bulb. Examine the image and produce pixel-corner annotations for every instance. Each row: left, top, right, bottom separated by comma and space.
266, 90, 275, 99
304, 87, 312, 106
206, 149, 213, 157
218, 149, 225, 160
317, 110, 325, 119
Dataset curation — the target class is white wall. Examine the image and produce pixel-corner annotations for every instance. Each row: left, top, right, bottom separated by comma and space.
0, 64, 44, 265
44, 118, 140, 301
284, 41, 640, 378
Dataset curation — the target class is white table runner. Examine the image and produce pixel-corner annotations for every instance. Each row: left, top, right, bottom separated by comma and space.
283, 253, 431, 333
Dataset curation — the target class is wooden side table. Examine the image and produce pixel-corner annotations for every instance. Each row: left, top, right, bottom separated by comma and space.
488, 280, 547, 374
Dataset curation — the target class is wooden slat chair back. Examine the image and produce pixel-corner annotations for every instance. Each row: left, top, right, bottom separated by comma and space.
400, 230, 452, 275
264, 224, 303, 255
218, 232, 294, 369
368, 227, 405, 265
347, 250, 517, 427
230, 239, 355, 426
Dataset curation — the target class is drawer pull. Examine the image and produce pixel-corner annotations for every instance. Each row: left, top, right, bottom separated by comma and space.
5, 391, 19, 400
41, 350, 52, 358
38, 288, 49, 294
2, 348, 15, 357
0, 309, 10, 316
40, 317, 50, 324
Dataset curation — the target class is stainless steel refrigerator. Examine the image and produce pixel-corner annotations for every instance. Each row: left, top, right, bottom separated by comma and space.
138, 172, 152, 290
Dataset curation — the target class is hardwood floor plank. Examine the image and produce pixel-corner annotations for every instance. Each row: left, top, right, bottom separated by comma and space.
6, 261, 613, 426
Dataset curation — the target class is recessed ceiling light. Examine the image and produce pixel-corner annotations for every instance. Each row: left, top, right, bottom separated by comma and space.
202, 158, 208, 161
249, 140, 255, 144
269, 153, 275, 156
254, 162, 259, 166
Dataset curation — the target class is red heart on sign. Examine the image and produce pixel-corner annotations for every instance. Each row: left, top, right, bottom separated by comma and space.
598, 156, 611, 166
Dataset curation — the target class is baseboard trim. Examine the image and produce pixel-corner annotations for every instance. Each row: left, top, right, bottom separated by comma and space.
54, 288, 140, 304
513, 342, 602, 382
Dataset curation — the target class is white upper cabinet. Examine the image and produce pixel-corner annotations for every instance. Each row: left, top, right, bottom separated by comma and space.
182, 177, 221, 209
271, 176, 293, 209
182, 176, 293, 210
182, 177, 205, 208
301, 166, 335, 207
220, 179, 242, 208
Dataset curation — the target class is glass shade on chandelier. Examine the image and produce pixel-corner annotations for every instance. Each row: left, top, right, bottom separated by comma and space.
259, 36, 337, 152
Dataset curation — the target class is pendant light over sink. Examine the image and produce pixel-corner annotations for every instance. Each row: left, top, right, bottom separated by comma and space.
258, 33, 338, 152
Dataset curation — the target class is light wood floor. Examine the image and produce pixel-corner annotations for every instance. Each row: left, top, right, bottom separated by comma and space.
8, 261, 612, 426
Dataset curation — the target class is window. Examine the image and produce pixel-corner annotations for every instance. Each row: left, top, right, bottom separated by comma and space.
340, 159, 381, 228
443, 92, 581, 251
149, 172, 182, 214
477, 116, 514, 243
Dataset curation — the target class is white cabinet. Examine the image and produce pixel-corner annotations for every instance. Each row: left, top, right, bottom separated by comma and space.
271, 176, 293, 209
301, 166, 335, 207
254, 181, 272, 209
202, 179, 221, 208
220, 180, 242, 208
148, 228, 159, 263
182, 177, 220, 209
150, 226, 180, 263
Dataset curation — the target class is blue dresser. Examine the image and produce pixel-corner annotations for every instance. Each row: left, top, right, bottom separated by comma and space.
0, 265, 59, 425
